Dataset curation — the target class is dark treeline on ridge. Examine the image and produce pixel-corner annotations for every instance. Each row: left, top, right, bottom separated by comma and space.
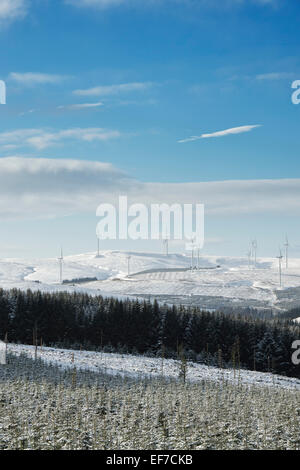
0, 288, 299, 378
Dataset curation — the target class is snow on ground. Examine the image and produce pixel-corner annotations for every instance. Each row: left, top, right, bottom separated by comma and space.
8, 343, 300, 391
1, 250, 300, 309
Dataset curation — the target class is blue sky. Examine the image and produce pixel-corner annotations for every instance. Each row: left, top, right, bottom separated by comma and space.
0, 0, 300, 258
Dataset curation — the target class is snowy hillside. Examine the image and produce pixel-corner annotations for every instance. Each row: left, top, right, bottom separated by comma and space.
8, 343, 300, 391
3, 345, 299, 451
1, 250, 300, 310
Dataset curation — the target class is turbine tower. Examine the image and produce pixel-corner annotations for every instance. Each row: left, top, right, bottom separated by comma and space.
163, 239, 169, 257
190, 237, 195, 271
284, 235, 289, 269
161, 218, 169, 258
96, 235, 101, 258
251, 239, 257, 268
276, 248, 283, 288
58, 247, 63, 285
247, 248, 252, 270
127, 255, 131, 277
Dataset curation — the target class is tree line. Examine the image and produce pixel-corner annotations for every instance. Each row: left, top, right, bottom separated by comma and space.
0, 288, 299, 378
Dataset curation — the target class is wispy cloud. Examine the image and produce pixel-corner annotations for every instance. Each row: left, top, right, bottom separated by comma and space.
0, 0, 27, 25
19, 109, 36, 117
0, 128, 121, 151
9, 72, 71, 86
73, 82, 154, 97
0, 0, 277, 31
178, 125, 261, 143
252, 0, 277, 5
58, 102, 104, 110
65, 0, 278, 9
119, 98, 157, 105
65, 0, 125, 8
256, 72, 295, 81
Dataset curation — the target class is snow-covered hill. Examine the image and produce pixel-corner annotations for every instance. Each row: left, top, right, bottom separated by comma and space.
8, 343, 300, 391
1, 250, 300, 310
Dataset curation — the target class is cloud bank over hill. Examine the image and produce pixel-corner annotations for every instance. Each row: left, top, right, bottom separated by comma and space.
0, 156, 299, 220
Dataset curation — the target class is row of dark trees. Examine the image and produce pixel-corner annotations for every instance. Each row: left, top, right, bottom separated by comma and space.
0, 288, 299, 378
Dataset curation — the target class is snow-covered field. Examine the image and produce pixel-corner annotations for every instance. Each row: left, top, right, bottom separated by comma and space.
8, 343, 300, 391
2, 347, 300, 450
1, 250, 300, 310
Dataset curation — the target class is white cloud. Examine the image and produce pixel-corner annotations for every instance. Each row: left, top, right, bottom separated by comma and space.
0, 0, 277, 28
73, 82, 154, 97
0, 157, 139, 219
65, 0, 125, 7
256, 72, 295, 81
0, 0, 27, 24
178, 125, 261, 143
58, 102, 104, 110
9, 72, 70, 86
0, 157, 299, 220
252, 0, 276, 4
143, 178, 299, 216
65, 0, 278, 10
0, 128, 121, 151
19, 108, 37, 117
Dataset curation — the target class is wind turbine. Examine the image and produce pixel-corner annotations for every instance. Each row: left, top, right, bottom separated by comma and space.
163, 239, 169, 257
197, 247, 200, 270
127, 255, 131, 277
58, 247, 63, 284
251, 239, 257, 268
247, 247, 252, 270
96, 235, 100, 258
162, 219, 169, 257
276, 248, 283, 288
284, 235, 289, 269
190, 237, 195, 271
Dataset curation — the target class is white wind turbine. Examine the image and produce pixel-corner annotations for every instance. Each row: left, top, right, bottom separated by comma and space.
190, 236, 196, 271
96, 235, 100, 258
163, 239, 169, 257
247, 247, 252, 270
284, 235, 289, 269
276, 248, 283, 288
251, 239, 257, 268
197, 247, 200, 270
58, 247, 64, 284
127, 255, 131, 277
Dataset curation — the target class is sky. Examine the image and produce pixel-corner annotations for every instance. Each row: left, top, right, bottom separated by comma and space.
0, 0, 300, 258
